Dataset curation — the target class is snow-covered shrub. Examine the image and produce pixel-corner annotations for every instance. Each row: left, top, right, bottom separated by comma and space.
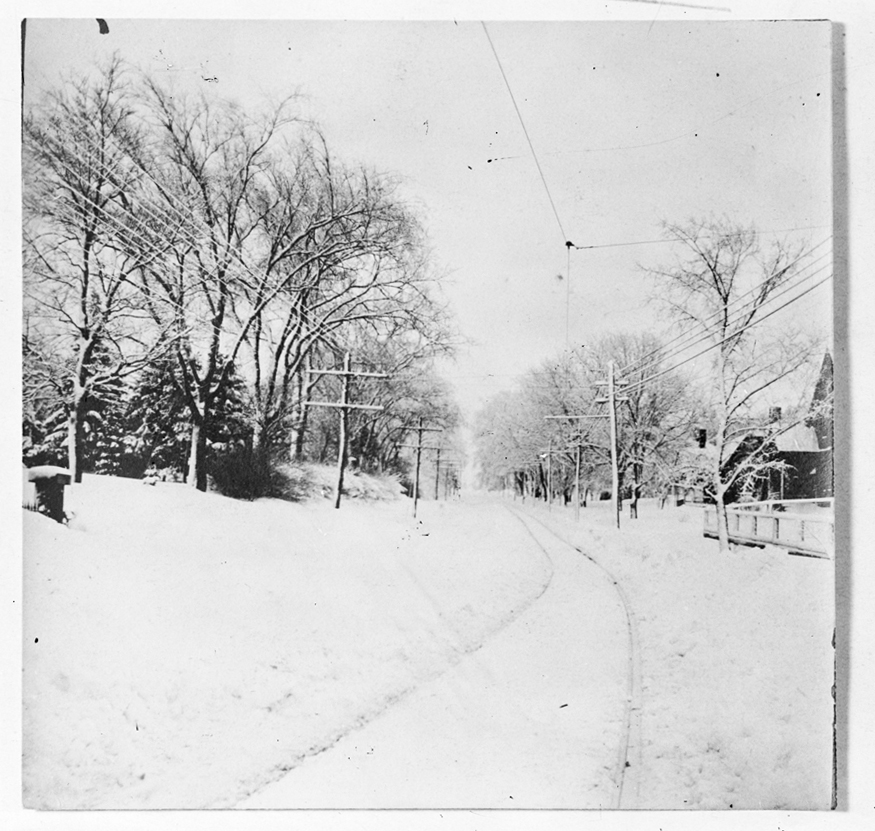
209, 449, 319, 502
342, 470, 403, 501
273, 462, 318, 501
209, 447, 287, 500
295, 464, 402, 502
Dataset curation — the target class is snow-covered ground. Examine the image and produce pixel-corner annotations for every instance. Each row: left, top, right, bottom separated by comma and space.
22, 474, 551, 809
241, 504, 633, 809
21, 476, 834, 811
516, 496, 835, 810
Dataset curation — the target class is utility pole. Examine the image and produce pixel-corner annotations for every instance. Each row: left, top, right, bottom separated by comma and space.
434, 446, 441, 501
440, 460, 460, 500
592, 364, 629, 530
335, 352, 352, 510
545, 413, 606, 520
542, 424, 560, 511
398, 417, 443, 517
444, 466, 452, 500
548, 437, 553, 509
305, 352, 387, 509
607, 361, 621, 529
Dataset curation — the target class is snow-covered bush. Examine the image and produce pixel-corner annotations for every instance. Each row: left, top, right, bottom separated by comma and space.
274, 462, 320, 501
209, 447, 293, 500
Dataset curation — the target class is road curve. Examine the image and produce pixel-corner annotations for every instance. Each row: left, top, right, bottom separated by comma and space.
240, 502, 632, 809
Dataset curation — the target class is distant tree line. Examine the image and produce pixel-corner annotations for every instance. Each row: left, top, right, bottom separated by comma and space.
474, 332, 704, 513
474, 219, 831, 551
22, 56, 459, 494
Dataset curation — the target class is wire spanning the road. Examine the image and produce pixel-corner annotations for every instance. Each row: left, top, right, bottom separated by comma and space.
482, 21, 570, 248
453, 250, 830, 399
570, 224, 831, 252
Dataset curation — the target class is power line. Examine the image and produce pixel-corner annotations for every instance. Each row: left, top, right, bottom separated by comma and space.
616, 238, 832, 376
619, 257, 832, 381
457, 252, 831, 397
616, 272, 832, 398
26, 130, 402, 362
571, 224, 831, 252
615, 267, 832, 396
481, 22, 570, 247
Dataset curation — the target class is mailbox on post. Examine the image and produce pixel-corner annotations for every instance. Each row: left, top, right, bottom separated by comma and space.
26, 466, 72, 523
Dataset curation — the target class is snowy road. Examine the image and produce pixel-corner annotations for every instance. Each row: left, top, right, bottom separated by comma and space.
240, 504, 633, 809
25, 479, 833, 810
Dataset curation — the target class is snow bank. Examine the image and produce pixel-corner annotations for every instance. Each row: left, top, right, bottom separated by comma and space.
22, 476, 550, 809
519, 497, 835, 809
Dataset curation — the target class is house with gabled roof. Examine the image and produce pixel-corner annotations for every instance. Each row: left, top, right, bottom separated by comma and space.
720, 351, 833, 503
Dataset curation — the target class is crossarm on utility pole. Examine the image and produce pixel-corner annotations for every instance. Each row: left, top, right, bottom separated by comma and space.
302, 352, 390, 509
307, 369, 389, 379
305, 402, 385, 411
543, 410, 611, 519
400, 417, 444, 518
544, 414, 608, 420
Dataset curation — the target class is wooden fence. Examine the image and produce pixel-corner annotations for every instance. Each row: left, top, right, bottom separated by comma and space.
703, 499, 834, 558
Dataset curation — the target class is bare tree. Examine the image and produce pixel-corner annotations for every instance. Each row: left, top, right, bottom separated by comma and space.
131, 80, 299, 489
475, 339, 695, 512
24, 64, 457, 491
241, 137, 455, 458
645, 218, 826, 550
347, 343, 460, 475
474, 351, 601, 500
585, 334, 698, 519
22, 58, 168, 481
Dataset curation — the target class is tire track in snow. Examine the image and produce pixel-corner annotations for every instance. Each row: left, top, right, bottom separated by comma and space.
239, 501, 557, 805
504, 503, 644, 810
241, 500, 629, 808
395, 511, 556, 657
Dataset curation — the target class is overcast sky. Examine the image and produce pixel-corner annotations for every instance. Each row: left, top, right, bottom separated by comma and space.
21, 16, 834, 425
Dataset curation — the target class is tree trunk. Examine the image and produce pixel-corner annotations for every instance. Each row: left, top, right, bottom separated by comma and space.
186, 419, 208, 491
715, 481, 730, 552
714, 346, 731, 551
629, 463, 641, 519
67, 410, 79, 484
252, 421, 270, 457
67, 390, 88, 484
713, 432, 731, 551
293, 396, 312, 462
